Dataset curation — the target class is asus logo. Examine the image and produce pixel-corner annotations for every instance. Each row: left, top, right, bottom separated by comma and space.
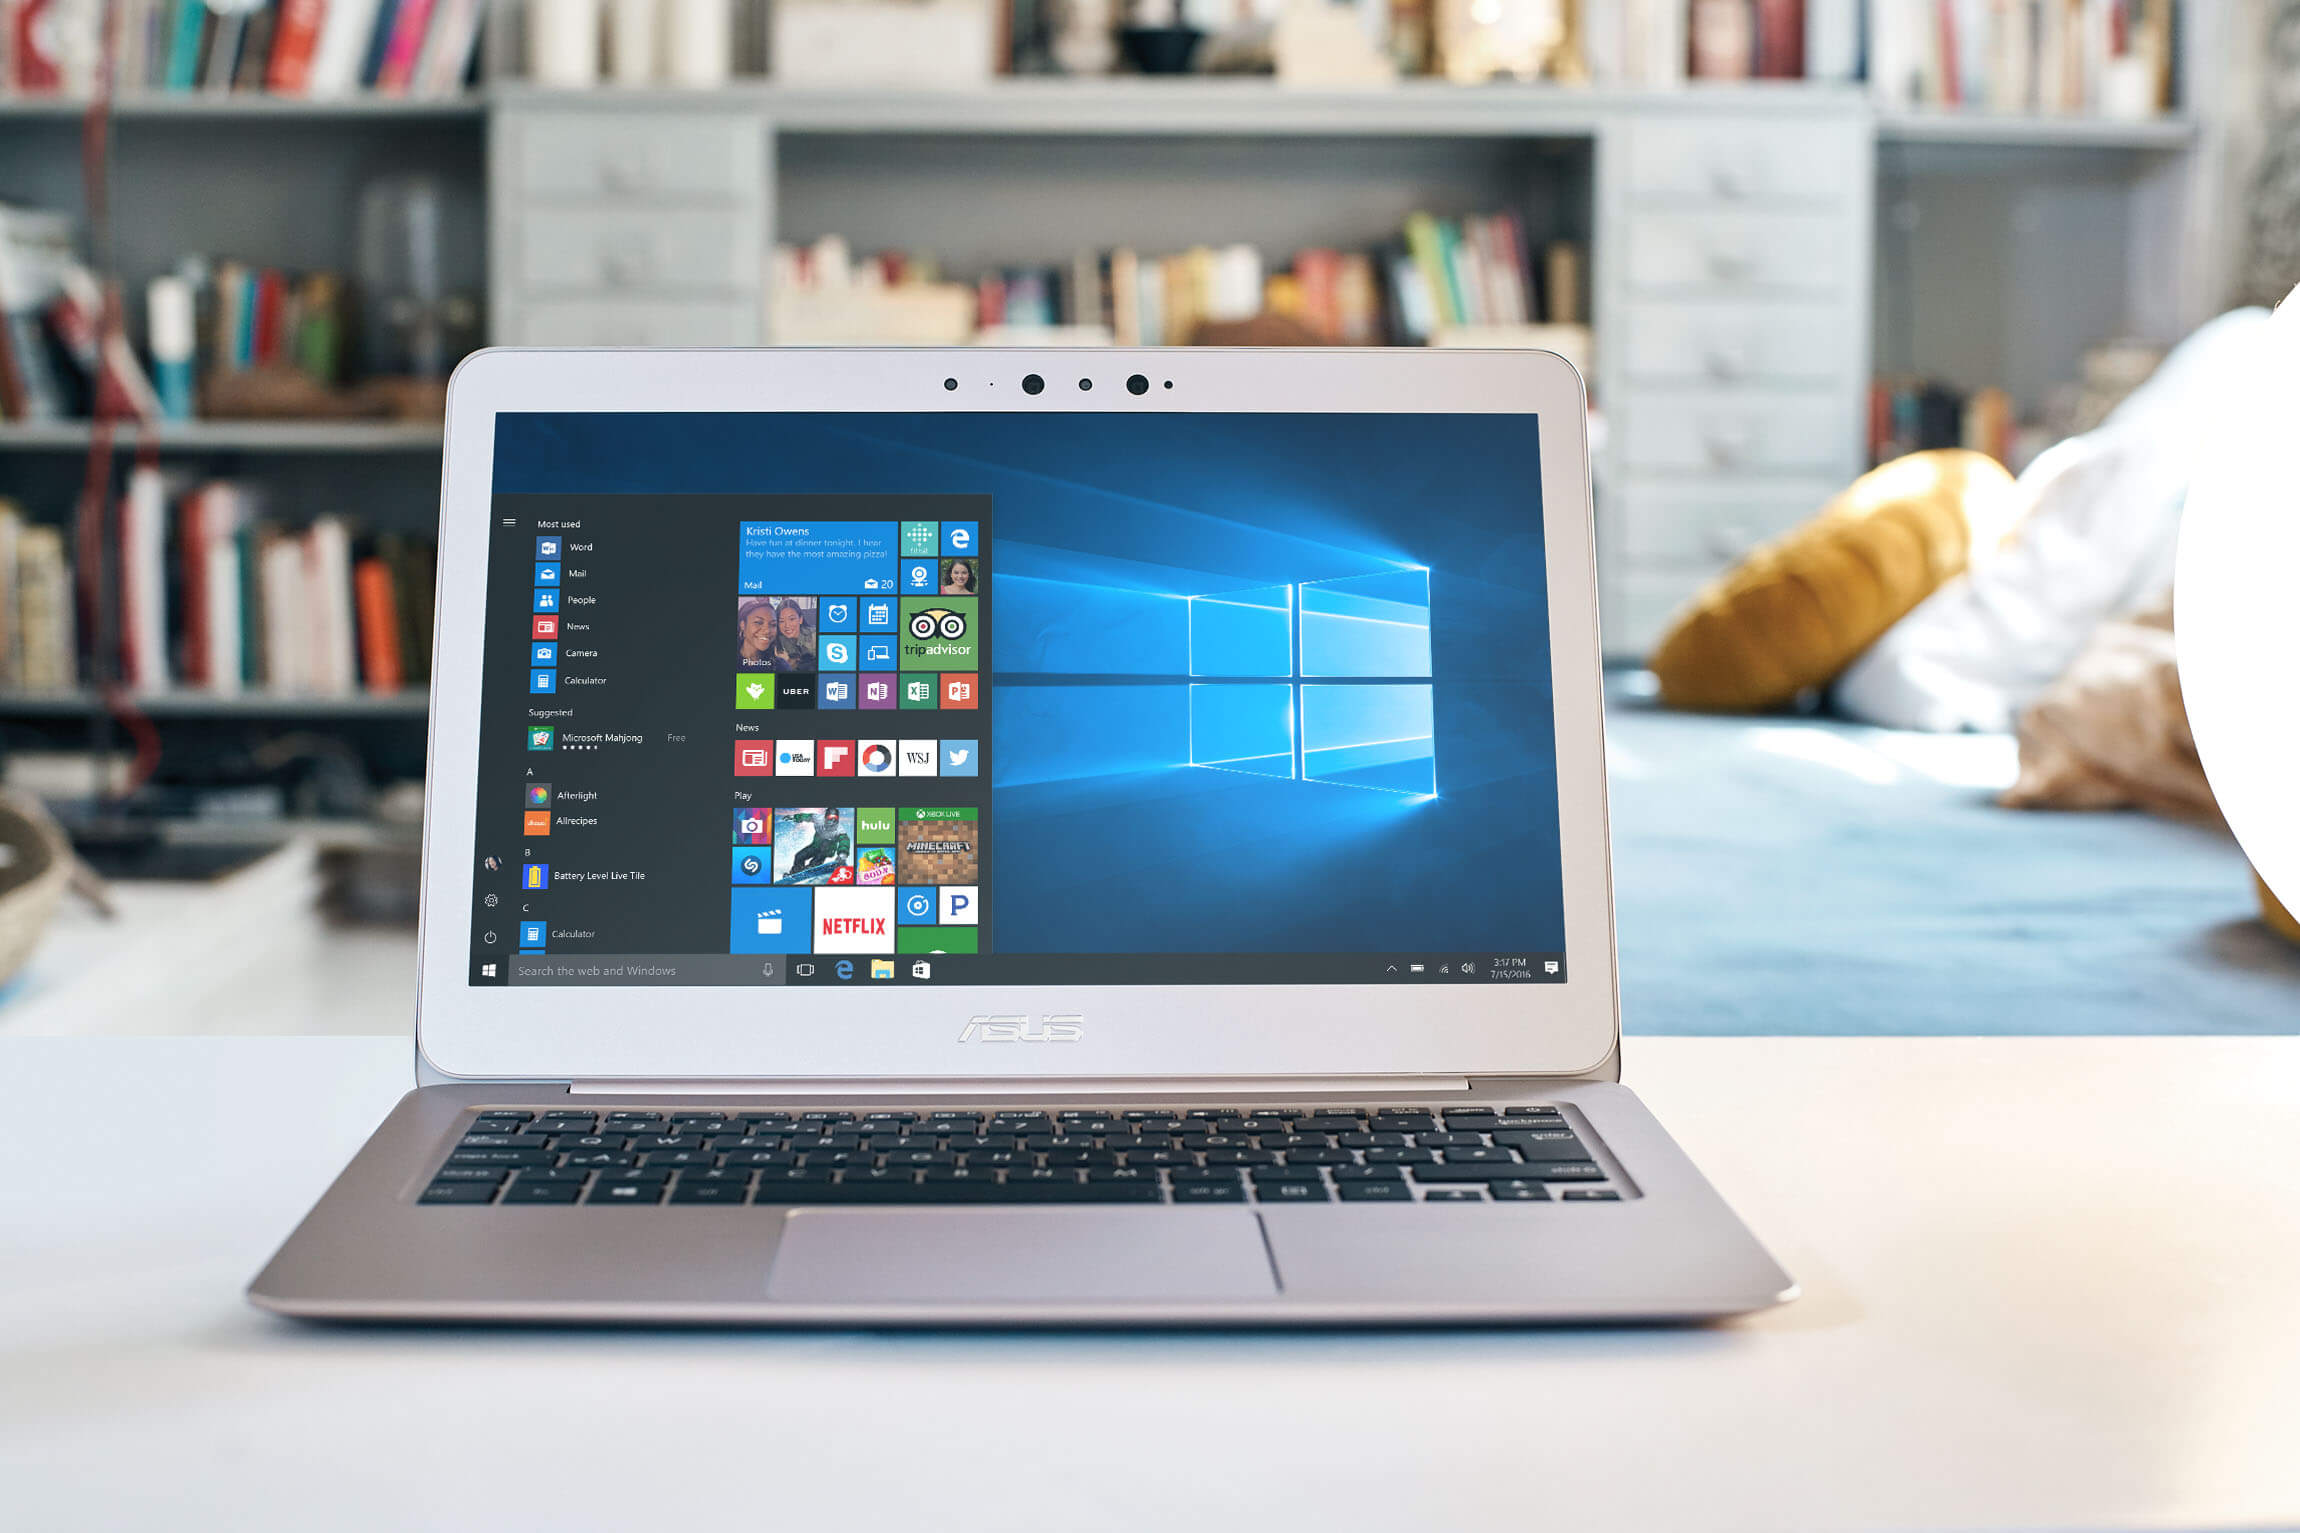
959, 1014, 1084, 1043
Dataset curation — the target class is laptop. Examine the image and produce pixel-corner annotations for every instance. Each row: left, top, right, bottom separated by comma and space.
248, 347, 1795, 1324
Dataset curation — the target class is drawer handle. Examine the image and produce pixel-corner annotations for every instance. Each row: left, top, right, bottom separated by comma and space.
1703, 426, 1754, 468
599, 149, 653, 194
602, 249, 654, 287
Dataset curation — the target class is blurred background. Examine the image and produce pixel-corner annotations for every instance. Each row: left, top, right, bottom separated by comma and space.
0, 0, 2293, 1039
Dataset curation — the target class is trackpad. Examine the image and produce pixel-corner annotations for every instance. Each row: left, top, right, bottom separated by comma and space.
766, 1209, 1280, 1304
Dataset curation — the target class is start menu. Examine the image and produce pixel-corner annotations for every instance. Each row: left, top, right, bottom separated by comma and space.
470, 493, 993, 987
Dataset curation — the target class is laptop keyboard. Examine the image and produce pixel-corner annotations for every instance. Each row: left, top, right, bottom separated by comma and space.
420, 1105, 1624, 1206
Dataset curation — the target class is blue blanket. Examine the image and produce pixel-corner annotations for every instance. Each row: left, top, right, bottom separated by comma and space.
1606, 685, 2300, 1035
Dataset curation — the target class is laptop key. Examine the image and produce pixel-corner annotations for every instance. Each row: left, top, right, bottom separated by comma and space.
1412, 1163, 1574, 1184
668, 1182, 748, 1204
1422, 1188, 1484, 1201
447, 1148, 550, 1167
586, 1181, 665, 1204
1330, 1164, 1405, 1182
421, 1181, 499, 1204
459, 1133, 548, 1149
514, 1167, 590, 1184
1441, 1147, 1517, 1164
1171, 1181, 1246, 1203
1490, 1181, 1553, 1201
503, 1181, 583, 1204
1561, 1188, 1622, 1201
429, 1166, 508, 1183
1255, 1180, 1330, 1202
1336, 1181, 1412, 1201
1491, 1131, 1590, 1161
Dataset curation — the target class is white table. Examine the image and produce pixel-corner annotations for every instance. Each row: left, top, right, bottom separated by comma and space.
4, 1036, 2296, 1531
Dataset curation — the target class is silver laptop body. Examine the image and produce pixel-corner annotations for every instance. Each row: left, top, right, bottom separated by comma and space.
249, 347, 1794, 1324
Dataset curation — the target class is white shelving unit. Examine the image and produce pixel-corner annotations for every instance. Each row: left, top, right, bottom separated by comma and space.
0, 77, 2216, 666
0, 421, 445, 451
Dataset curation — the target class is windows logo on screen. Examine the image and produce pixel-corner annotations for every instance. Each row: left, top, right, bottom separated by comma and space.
1186, 569, 1435, 798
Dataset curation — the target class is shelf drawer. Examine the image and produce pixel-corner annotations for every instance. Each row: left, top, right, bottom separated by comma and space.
1610, 479, 1840, 563
1624, 117, 1864, 208
515, 208, 758, 293
1620, 301, 1852, 386
508, 298, 760, 347
510, 111, 763, 202
1615, 391, 1853, 475
1624, 212, 1852, 296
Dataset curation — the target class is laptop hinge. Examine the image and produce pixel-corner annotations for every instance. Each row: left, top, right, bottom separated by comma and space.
566, 1075, 1473, 1100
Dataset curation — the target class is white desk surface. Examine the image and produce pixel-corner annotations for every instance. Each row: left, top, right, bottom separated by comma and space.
4, 1035, 2296, 1532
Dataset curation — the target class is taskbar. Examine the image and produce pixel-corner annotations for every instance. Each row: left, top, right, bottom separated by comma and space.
477, 952, 1566, 986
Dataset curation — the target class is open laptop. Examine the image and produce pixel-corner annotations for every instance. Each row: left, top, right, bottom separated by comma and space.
248, 347, 1795, 1324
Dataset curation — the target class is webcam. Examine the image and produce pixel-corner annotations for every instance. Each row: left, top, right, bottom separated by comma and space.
1021, 373, 1044, 395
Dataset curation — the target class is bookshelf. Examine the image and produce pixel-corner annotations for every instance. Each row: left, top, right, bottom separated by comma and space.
2, 74, 2221, 714
0, 687, 428, 716
0, 421, 445, 451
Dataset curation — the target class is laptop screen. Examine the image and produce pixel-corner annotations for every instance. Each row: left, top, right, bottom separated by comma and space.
472, 411, 1566, 991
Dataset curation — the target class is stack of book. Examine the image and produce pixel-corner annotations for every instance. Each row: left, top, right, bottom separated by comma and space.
774, 213, 1588, 351
1864, 0, 2175, 115
1868, 378, 2037, 469
0, 0, 484, 98
121, 471, 436, 696
0, 200, 360, 423
0, 504, 79, 691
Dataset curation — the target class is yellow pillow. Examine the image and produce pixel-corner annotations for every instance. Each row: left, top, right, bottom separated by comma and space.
1648, 449, 2019, 712
2258, 871, 2300, 945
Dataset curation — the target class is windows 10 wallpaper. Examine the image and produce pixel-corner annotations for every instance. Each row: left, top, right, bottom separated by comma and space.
495, 410, 1566, 964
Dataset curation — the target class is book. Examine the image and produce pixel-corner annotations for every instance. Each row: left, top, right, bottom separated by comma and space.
266, 0, 327, 90
1543, 241, 1583, 325
353, 554, 403, 691
165, 0, 209, 90
356, 0, 404, 88
232, 0, 276, 89
1401, 214, 1456, 329
122, 465, 172, 689
258, 529, 304, 691
375, 0, 437, 92
12, 0, 62, 90
414, 0, 485, 95
1755, 0, 1806, 75
306, 0, 382, 92
203, 5, 247, 91
0, 500, 20, 684
16, 524, 76, 691
305, 513, 356, 693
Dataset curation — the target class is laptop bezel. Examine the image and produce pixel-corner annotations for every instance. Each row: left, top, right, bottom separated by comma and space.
415, 347, 1618, 1082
